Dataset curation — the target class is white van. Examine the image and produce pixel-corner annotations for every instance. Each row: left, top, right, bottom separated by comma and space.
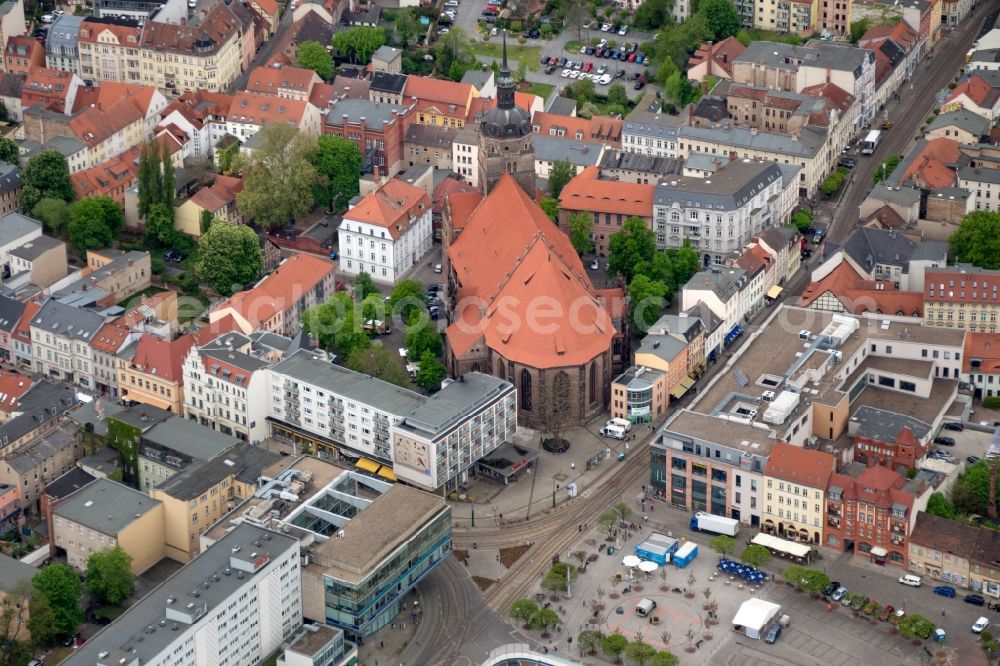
607, 418, 632, 433
601, 424, 626, 439
898, 574, 922, 587
635, 598, 657, 617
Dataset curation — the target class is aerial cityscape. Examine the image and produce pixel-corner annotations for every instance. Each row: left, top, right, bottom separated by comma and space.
0, 0, 996, 664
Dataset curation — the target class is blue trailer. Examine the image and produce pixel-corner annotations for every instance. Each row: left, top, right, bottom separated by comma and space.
673, 541, 698, 568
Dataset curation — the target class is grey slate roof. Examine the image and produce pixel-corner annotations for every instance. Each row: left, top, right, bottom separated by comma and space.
969, 48, 1000, 63
958, 165, 1000, 184
841, 227, 918, 271
654, 160, 782, 210
372, 45, 401, 64
911, 240, 949, 261
736, 40, 873, 75
153, 444, 281, 499
622, 111, 682, 141
679, 124, 827, 158
927, 109, 990, 137
636, 333, 687, 363
371, 71, 408, 96
9, 234, 62, 261
867, 182, 922, 207
461, 69, 493, 92
140, 416, 237, 465
0, 553, 37, 595
684, 268, 747, 304
396, 373, 513, 439
850, 405, 931, 441
199, 333, 271, 374
325, 96, 408, 127
405, 123, 456, 148
0, 162, 20, 195
45, 15, 83, 59
31, 298, 105, 341
0, 381, 76, 453
545, 95, 576, 116
0, 294, 24, 334
43, 135, 87, 157
683, 300, 723, 333
532, 135, 604, 167
0, 213, 40, 248
599, 150, 683, 175
0, 72, 23, 99
5, 426, 77, 474
613, 365, 665, 392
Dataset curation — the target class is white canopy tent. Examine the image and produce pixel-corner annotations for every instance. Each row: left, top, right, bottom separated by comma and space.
732, 598, 782, 639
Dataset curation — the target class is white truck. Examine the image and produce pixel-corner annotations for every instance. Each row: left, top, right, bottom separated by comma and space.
689, 511, 740, 536
601, 423, 626, 439
860, 130, 881, 155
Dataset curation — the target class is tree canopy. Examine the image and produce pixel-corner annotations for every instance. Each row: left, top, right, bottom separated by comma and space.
312, 134, 363, 211
699, 0, 742, 40
633, 0, 674, 30
629, 274, 668, 330
951, 211, 1000, 269
303, 292, 371, 358
345, 344, 410, 387
601, 633, 629, 660
86, 547, 135, 605
31, 563, 83, 642
414, 350, 446, 392
235, 123, 317, 228
548, 159, 574, 198
22, 150, 74, 212
567, 212, 593, 256
740, 544, 771, 568
332, 26, 386, 64
194, 220, 263, 295
607, 217, 657, 282
32, 197, 71, 235
0, 137, 17, 165
68, 196, 124, 252
297, 41, 333, 81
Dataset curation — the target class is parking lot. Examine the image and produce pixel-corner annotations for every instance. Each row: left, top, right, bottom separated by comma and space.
930, 422, 995, 466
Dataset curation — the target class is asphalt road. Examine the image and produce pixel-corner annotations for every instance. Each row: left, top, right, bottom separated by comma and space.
827, 3, 996, 244
226, 3, 296, 93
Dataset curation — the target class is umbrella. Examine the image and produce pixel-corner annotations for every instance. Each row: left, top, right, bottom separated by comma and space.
638, 561, 658, 573
623, 555, 641, 568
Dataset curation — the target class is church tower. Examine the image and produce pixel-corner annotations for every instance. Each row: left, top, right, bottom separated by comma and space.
477, 31, 535, 195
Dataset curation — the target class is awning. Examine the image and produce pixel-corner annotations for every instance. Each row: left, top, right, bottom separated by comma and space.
356, 458, 380, 473
725, 324, 743, 344
870, 546, 888, 558
670, 376, 697, 399
377, 466, 397, 481
767, 285, 783, 299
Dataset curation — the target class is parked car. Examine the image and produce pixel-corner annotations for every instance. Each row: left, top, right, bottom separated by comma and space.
899, 574, 922, 587
633, 81, 645, 90
328, 250, 338, 260
557, 57, 567, 67
164, 250, 186, 263
765, 625, 781, 644
934, 436, 956, 446
973, 617, 990, 633
561, 69, 571, 78
943, 422, 964, 431
839, 158, 857, 169
544, 65, 556, 74
583, 61, 593, 73
822, 581, 840, 596
967, 455, 981, 464
964, 594, 986, 606
932, 585, 956, 598
801, 249, 813, 259
616, 69, 625, 78
597, 64, 607, 74
590, 258, 599, 270
433, 263, 443, 273
831, 586, 848, 601
618, 26, 629, 36
427, 283, 441, 293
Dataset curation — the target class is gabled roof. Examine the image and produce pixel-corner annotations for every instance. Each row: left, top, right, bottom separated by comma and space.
69, 99, 144, 147
343, 178, 430, 240
432, 175, 477, 217
558, 166, 653, 217
215, 254, 335, 329
128, 316, 240, 384
926, 108, 990, 137
864, 204, 908, 229
531, 111, 623, 145
246, 64, 319, 96
140, 3, 241, 56
797, 261, 924, 316
31, 299, 104, 341
227, 91, 308, 126
841, 227, 918, 271
687, 36, 745, 77
71, 145, 141, 199
898, 138, 961, 189
189, 175, 243, 213
963, 332, 1000, 374
0, 371, 33, 413
12, 301, 39, 343
403, 75, 473, 115
947, 73, 1000, 109
764, 441, 835, 488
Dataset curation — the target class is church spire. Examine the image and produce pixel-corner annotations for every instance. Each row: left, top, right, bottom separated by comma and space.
497, 30, 515, 111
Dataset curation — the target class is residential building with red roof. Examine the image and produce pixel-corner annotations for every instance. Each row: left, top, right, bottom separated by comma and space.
210, 253, 338, 336
763, 442, 836, 544
687, 36, 746, 83
530, 111, 622, 148
249, 0, 281, 34
11, 301, 39, 369
21, 66, 82, 114
943, 72, 1000, 120
962, 332, 1000, 398
908, 512, 1000, 594
157, 90, 234, 160
824, 463, 924, 567
798, 262, 924, 317
0, 371, 33, 422
432, 175, 477, 239
174, 175, 246, 237
246, 63, 321, 101
77, 16, 142, 84
338, 177, 431, 284
403, 75, 477, 128
225, 91, 321, 139
444, 172, 627, 428
71, 145, 140, 204
557, 166, 653, 256
321, 96, 416, 177
3, 36, 43, 76
923, 265, 1000, 332
73, 81, 169, 136
896, 137, 961, 190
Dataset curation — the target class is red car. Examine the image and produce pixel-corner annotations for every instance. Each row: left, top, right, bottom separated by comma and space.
549, 56, 559, 65
582, 61, 593, 73
484, 5, 498, 13
627, 53, 637, 62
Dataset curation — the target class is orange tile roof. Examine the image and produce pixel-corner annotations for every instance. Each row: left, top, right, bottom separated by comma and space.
799, 82, 856, 114
531, 111, 622, 145
71, 145, 141, 201
444, 190, 483, 236
69, 98, 144, 147
764, 442, 835, 488
253, 0, 279, 18
924, 268, 1000, 304
345, 178, 431, 240
0, 371, 32, 413
447, 172, 617, 366
22, 67, 76, 109
404, 76, 473, 116
141, 3, 241, 55
797, 261, 923, 316
899, 138, 961, 189
4, 36, 42, 59
859, 21, 917, 53
963, 332, 1000, 374
309, 82, 335, 109
247, 64, 319, 96
947, 74, 1000, 109
130, 316, 240, 384
189, 175, 244, 213
90, 315, 137, 354
432, 175, 477, 216
558, 166, 652, 217
227, 91, 308, 126
687, 36, 745, 78
13, 301, 39, 343
73, 81, 159, 116
467, 91, 538, 123
79, 18, 141, 45
217, 254, 335, 329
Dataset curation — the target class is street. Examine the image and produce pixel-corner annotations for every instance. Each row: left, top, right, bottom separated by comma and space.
827, 3, 996, 244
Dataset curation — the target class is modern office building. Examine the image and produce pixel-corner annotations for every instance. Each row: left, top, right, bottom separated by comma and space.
63, 523, 301, 666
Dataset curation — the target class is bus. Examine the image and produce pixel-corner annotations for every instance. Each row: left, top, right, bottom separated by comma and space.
860, 130, 881, 155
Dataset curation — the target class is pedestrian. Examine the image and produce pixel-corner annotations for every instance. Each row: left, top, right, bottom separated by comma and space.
571, 462, 576, 470
380, 641, 384, 648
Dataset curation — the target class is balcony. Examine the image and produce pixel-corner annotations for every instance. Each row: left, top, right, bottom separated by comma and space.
827, 517, 841, 528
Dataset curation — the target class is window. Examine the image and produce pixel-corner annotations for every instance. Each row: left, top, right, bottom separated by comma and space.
520, 370, 532, 411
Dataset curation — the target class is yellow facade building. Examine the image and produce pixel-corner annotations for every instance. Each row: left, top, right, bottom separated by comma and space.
762, 442, 835, 545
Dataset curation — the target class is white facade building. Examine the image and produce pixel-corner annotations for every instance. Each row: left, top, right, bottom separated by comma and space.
622, 112, 682, 158
338, 177, 432, 284
30, 299, 104, 391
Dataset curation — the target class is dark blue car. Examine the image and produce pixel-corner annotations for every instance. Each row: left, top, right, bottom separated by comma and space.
933, 585, 956, 598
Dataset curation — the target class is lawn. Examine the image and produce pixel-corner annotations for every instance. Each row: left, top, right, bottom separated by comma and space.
521, 81, 554, 100
471, 42, 543, 72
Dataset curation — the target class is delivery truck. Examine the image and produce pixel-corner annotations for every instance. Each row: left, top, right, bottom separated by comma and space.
689, 511, 740, 536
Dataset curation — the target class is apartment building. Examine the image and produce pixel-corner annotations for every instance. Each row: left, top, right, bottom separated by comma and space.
3, 36, 43, 75
0, 422, 83, 516
962, 332, 1000, 398
621, 111, 683, 158
135, 415, 238, 493
922, 265, 1000, 332
63, 523, 302, 666
210, 253, 338, 337
322, 96, 414, 176
51, 477, 165, 573
849, 405, 932, 470
21, 67, 82, 115
824, 463, 924, 567
78, 16, 142, 83
0, 553, 34, 642
225, 91, 322, 140
907, 512, 1000, 595
557, 166, 653, 258
653, 159, 785, 265
7, 235, 67, 288
958, 165, 1000, 212
404, 75, 476, 128
11, 301, 37, 369
247, 63, 321, 101
762, 442, 835, 545
0, 296, 25, 364
611, 366, 669, 425
338, 177, 432, 284
756, 0, 817, 35
44, 14, 82, 73
29, 299, 105, 390
183, 330, 292, 442
268, 350, 517, 492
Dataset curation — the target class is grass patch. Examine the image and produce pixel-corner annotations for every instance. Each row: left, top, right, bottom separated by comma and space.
117, 286, 169, 308
471, 42, 542, 71
520, 81, 554, 100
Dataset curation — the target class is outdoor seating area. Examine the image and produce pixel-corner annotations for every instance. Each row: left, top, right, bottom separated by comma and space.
717, 559, 768, 586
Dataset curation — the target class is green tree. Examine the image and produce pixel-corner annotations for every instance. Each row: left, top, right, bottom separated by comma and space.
297, 40, 333, 80
925, 492, 956, 519
395, 9, 420, 48
820, 168, 847, 197
541, 562, 578, 594
708, 535, 736, 557
332, 26, 386, 64
791, 209, 813, 234
740, 544, 771, 568
782, 565, 829, 594
144, 203, 175, 248
530, 607, 561, 634
633, 0, 672, 30
951, 211, 1000, 269
872, 154, 901, 184
391, 279, 427, 324
578, 629, 605, 655
346, 344, 410, 386
353, 271, 379, 301
0, 137, 17, 165
405, 321, 442, 359
663, 239, 701, 292
539, 196, 559, 223
566, 77, 596, 104
509, 599, 539, 625
303, 293, 371, 357
435, 27, 474, 74
31, 197, 71, 234
607, 217, 656, 282
448, 60, 468, 83
138, 141, 160, 219
629, 274, 667, 330
850, 18, 871, 42
194, 220, 263, 295
626, 641, 657, 666
649, 652, 679, 666
898, 613, 936, 640
602, 632, 629, 663
0, 580, 31, 661
414, 350, 447, 391
31, 563, 83, 641
607, 83, 629, 109
548, 159, 574, 198
161, 144, 175, 211
698, 0, 741, 40
85, 547, 135, 605
200, 208, 214, 234
313, 134, 363, 211
567, 212, 593, 255
26, 592, 57, 646
235, 123, 317, 228
68, 196, 124, 252
21, 150, 74, 211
